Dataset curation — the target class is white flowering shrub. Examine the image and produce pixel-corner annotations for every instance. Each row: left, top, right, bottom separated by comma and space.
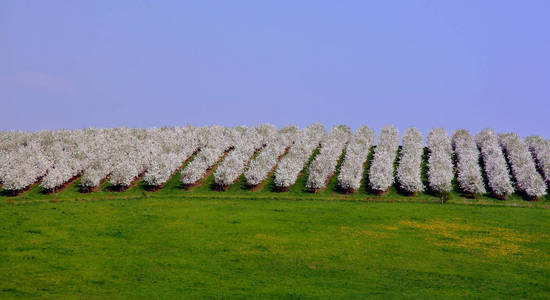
475, 129, 514, 198
396, 127, 424, 193
274, 123, 326, 189
80, 128, 120, 189
368, 125, 399, 192
499, 133, 547, 198
2, 140, 52, 191
181, 125, 234, 185
2, 124, 547, 198
451, 129, 486, 195
214, 125, 274, 188
525, 135, 550, 186
306, 125, 351, 191
0, 131, 32, 184
109, 128, 157, 188
40, 130, 95, 191
337, 126, 376, 192
426, 128, 453, 194
143, 126, 200, 188
245, 126, 298, 187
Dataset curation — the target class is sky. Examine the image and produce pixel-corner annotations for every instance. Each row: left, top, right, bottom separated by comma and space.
1, 1, 549, 138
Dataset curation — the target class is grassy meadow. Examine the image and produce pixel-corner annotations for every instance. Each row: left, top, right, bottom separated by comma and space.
1, 197, 550, 299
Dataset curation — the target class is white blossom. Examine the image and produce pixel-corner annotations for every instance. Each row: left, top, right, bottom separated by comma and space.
0, 131, 32, 184
306, 125, 351, 190
475, 129, 514, 198
427, 128, 453, 193
213, 125, 274, 188
2, 139, 52, 191
499, 133, 546, 198
396, 127, 424, 193
525, 135, 550, 187
244, 126, 298, 186
181, 126, 234, 185
337, 126, 376, 192
143, 126, 200, 187
274, 123, 326, 189
452, 129, 486, 194
40, 130, 94, 191
369, 125, 399, 192
108, 127, 169, 188
80, 128, 120, 189
2, 124, 546, 198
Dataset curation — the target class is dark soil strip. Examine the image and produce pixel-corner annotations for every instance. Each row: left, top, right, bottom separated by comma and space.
43, 173, 81, 194
2, 176, 44, 197
109, 172, 145, 192
80, 176, 110, 193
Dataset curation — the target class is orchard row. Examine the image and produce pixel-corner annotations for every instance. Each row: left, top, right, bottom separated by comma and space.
0, 124, 548, 199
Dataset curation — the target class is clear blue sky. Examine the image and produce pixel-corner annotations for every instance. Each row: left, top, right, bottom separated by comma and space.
1, 1, 549, 137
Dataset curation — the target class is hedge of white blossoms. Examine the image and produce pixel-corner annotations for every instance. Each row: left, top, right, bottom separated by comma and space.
181, 126, 234, 186
476, 129, 514, 198
244, 126, 298, 186
499, 133, 547, 198
451, 129, 486, 195
525, 135, 550, 186
109, 128, 156, 188
306, 125, 351, 191
427, 128, 454, 194
274, 123, 326, 189
214, 124, 276, 187
337, 126, 375, 192
143, 126, 200, 187
1, 138, 51, 191
396, 127, 424, 193
40, 130, 92, 190
1, 125, 548, 200
368, 125, 399, 192
79, 129, 118, 189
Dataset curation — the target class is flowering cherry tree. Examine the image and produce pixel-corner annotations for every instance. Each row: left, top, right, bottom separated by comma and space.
245, 126, 298, 187
499, 133, 546, 198
0, 131, 34, 185
396, 127, 424, 194
143, 126, 200, 188
451, 129, 486, 195
306, 125, 351, 191
1, 125, 548, 199
475, 129, 514, 199
109, 128, 156, 188
274, 123, 326, 190
337, 126, 375, 192
181, 125, 234, 186
427, 128, 454, 194
40, 130, 95, 191
525, 135, 550, 187
368, 125, 399, 193
1, 140, 52, 191
214, 125, 275, 189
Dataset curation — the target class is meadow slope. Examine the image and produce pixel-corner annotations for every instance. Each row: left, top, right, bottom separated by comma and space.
1, 197, 550, 299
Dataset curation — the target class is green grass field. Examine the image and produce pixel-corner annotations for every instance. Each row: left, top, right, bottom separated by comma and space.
1, 196, 550, 299
1, 153, 550, 299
